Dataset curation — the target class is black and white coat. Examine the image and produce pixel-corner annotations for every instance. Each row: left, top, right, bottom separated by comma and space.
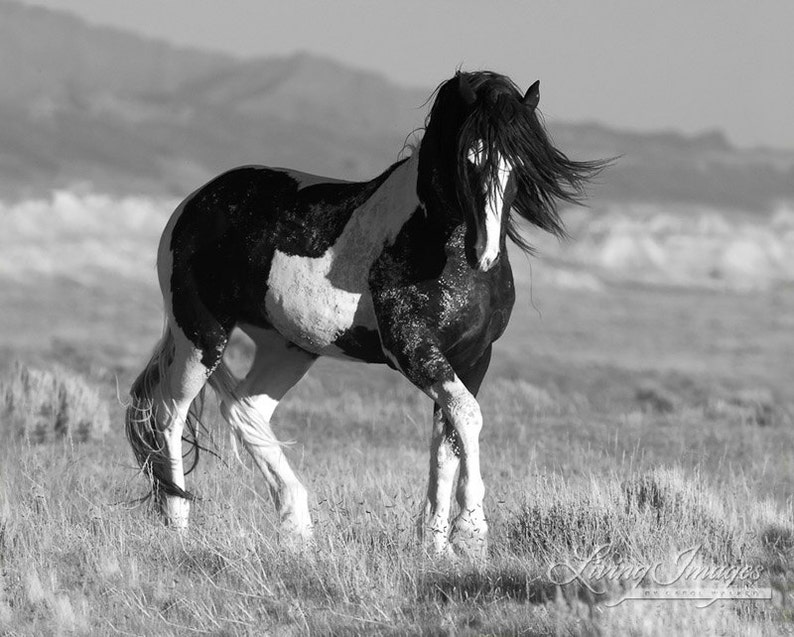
127, 71, 605, 556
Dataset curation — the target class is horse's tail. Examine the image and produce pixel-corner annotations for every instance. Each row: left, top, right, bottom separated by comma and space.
125, 322, 205, 501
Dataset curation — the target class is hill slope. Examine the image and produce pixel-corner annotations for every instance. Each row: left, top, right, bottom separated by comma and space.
0, 1, 792, 208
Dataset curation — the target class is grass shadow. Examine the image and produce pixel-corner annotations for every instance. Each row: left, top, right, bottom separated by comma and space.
415, 565, 573, 606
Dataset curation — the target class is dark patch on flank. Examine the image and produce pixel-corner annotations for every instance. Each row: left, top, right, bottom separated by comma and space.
168, 161, 406, 359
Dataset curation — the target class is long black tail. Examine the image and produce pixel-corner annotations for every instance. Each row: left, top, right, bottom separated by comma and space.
125, 324, 205, 501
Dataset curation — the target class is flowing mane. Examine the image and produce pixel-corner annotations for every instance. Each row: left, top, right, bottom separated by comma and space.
427, 71, 610, 253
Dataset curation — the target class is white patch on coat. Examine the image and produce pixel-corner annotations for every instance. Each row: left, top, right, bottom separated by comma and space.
265, 154, 420, 356
467, 141, 514, 272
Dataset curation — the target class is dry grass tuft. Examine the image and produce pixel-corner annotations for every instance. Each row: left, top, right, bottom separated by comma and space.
0, 361, 110, 443
506, 467, 793, 578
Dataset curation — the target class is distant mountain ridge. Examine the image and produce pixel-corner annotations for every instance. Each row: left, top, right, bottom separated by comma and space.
1, 0, 793, 210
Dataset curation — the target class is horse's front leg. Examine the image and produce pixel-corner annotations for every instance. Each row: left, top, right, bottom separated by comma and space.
420, 346, 492, 557
420, 404, 460, 555
426, 374, 489, 558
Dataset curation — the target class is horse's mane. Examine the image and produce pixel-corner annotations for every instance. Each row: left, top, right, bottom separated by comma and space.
428, 71, 610, 254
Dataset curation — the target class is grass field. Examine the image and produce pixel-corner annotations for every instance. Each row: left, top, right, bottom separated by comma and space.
1, 239, 793, 634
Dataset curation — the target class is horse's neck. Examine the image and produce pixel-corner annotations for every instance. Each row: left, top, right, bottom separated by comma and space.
361, 152, 423, 230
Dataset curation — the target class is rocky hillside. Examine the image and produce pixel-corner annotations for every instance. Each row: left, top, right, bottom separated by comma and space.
0, 1, 792, 209
2, 192, 791, 295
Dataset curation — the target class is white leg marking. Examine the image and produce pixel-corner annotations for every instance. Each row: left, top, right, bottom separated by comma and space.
220, 329, 316, 540
421, 406, 460, 555
427, 376, 487, 557
156, 324, 211, 530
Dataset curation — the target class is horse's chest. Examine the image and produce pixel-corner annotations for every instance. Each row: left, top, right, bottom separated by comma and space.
434, 251, 515, 365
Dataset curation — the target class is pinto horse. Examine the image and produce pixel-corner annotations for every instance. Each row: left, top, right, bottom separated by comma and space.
126, 70, 606, 556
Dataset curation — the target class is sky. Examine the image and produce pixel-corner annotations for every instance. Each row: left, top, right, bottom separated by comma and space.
16, 0, 794, 149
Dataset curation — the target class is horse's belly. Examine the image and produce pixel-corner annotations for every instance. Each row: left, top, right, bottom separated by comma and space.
264, 248, 377, 356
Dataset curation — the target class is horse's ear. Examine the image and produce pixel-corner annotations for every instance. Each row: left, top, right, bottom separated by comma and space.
523, 80, 540, 110
458, 73, 477, 106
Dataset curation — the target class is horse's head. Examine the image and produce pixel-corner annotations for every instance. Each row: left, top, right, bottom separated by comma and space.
458, 74, 540, 270
423, 71, 609, 271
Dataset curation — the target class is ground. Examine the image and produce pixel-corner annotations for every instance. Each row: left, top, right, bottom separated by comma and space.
1, 223, 793, 634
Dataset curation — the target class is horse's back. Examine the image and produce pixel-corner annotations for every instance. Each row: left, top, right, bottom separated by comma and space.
159, 159, 417, 363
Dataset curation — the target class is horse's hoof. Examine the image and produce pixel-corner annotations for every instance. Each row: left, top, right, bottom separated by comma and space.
418, 516, 454, 557
162, 495, 190, 532
449, 514, 488, 560
278, 516, 315, 553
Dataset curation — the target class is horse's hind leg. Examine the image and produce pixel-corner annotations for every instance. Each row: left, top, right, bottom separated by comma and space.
127, 322, 217, 529
159, 329, 216, 527
213, 328, 316, 540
